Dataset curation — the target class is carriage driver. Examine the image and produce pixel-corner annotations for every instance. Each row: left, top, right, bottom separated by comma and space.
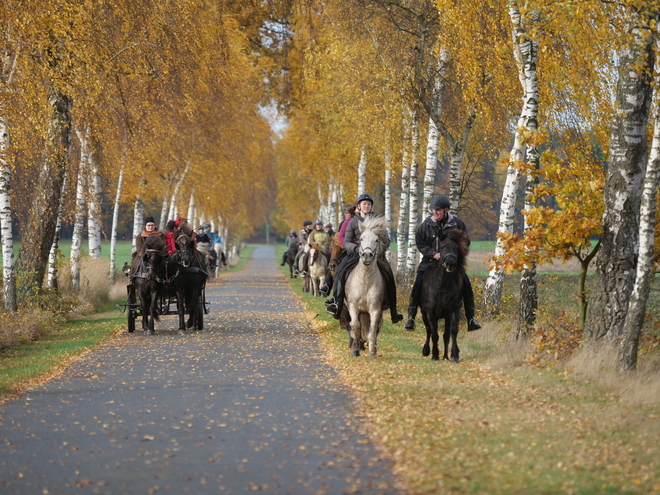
404, 194, 481, 332
294, 220, 314, 276
133, 216, 166, 258
324, 193, 404, 324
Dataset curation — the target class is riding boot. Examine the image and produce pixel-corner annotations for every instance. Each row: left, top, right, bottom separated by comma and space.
464, 296, 482, 331
404, 296, 418, 331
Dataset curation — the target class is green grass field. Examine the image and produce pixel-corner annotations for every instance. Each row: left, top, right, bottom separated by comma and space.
0, 240, 135, 267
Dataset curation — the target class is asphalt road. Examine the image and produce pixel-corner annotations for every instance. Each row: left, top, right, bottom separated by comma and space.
0, 245, 401, 495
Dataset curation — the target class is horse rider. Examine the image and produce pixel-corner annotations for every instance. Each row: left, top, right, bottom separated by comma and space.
308, 220, 330, 261
404, 194, 481, 332
324, 193, 404, 324
337, 203, 356, 246
325, 223, 335, 239
294, 220, 314, 276
280, 230, 299, 266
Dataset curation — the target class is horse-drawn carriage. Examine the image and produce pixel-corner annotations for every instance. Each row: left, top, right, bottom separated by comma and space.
118, 227, 210, 335
123, 270, 210, 333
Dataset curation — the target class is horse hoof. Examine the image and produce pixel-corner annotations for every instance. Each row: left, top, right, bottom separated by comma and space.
422, 345, 430, 357
432, 355, 440, 361
351, 350, 360, 357
178, 329, 186, 335
451, 356, 460, 363
369, 353, 377, 359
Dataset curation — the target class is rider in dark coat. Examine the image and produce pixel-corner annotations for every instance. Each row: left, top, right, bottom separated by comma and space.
324, 193, 404, 324
281, 230, 299, 266
404, 194, 481, 332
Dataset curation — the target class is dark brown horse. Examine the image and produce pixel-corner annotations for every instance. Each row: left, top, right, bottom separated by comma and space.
419, 229, 469, 361
169, 231, 208, 333
130, 235, 167, 335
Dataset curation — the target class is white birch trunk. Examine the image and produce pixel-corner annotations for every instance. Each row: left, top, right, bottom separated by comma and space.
585, 8, 656, 341
187, 188, 195, 224
405, 110, 421, 280
619, 99, 660, 371
87, 141, 102, 259
70, 166, 86, 293
132, 196, 144, 251
168, 164, 190, 221
357, 148, 367, 196
483, 2, 539, 316
422, 51, 449, 213
0, 111, 16, 310
384, 150, 392, 263
46, 169, 69, 289
159, 188, 170, 227
330, 183, 338, 230
0, 33, 18, 310
108, 164, 124, 281
396, 121, 411, 278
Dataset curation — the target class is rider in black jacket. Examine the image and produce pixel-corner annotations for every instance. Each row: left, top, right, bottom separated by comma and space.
404, 194, 481, 332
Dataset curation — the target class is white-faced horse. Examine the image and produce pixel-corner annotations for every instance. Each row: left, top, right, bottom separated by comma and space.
344, 215, 389, 358
308, 246, 328, 297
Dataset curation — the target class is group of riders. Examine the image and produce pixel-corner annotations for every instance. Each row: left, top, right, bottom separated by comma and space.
284, 193, 481, 332
132, 216, 227, 276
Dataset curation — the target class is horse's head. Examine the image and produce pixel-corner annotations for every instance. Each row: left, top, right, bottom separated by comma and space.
438, 229, 469, 273
142, 249, 165, 279
358, 215, 389, 266
139, 235, 166, 280
329, 234, 343, 276
438, 237, 458, 273
358, 229, 381, 266
176, 234, 195, 267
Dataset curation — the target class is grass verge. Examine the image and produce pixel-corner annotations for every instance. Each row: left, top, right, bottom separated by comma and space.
276, 245, 660, 495
0, 305, 124, 401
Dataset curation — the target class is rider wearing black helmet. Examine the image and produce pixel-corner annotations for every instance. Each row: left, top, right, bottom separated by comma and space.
404, 194, 481, 332
325, 193, 404, 324
281, 229, 299, 266
294, 220, 314, 275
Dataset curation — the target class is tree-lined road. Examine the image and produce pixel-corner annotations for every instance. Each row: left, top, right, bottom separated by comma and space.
0, 246, 401, 494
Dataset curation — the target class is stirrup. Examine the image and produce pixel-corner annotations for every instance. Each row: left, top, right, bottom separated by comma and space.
468, 318, 482, 331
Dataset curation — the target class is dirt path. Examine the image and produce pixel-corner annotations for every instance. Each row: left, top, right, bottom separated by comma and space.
0, 246, 401, 495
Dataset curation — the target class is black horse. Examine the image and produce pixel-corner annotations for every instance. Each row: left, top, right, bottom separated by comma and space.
169, 230, 208, 334
131, 235, 167, 335
284, 241, 299, 278
419, 229, 469, 361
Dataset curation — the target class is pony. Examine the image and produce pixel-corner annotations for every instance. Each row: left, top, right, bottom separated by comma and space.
169, 231, 208, 334
130, 234, 167, 335
284, 239, 299, 279
308, 246, 328, 297
343, 215, 390, 358
419, 228, 469, 361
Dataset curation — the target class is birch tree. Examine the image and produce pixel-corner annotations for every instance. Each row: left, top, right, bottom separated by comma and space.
585, 4, 657, 341
619, 87, 660, 372
357, 147, 367, 196
46, 170, 69, 289
396, 121, 411, 278
70, 165, 86, 293
405, 110, 421, 281
108, 164, 124, 281
0, 25, 19, 310
483, 1, 540, 316
384, 149, 392, 261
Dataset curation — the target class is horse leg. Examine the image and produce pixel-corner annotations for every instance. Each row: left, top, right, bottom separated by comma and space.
366, 311, 380, 358
141, 293, 151, 335
450, 311, 460, 363
176, 290, 186, 333
147, 289, 158, 335
421, 311, 433, 357
186, 291, 197, 329
442, 317, 451, 361
348, 307, 361, 357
